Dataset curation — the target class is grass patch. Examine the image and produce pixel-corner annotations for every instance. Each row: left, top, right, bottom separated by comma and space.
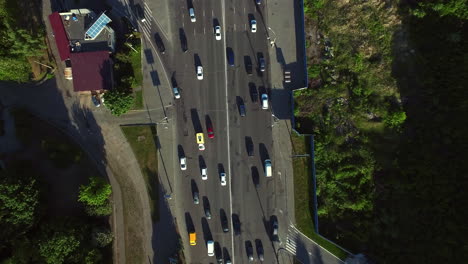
129, 44, 142, 88
121, 125, 159, 222
291, 132, 349, 260
132, 90, 143, 110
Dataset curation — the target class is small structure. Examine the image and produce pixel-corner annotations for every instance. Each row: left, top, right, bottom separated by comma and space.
48, 9, 115, 93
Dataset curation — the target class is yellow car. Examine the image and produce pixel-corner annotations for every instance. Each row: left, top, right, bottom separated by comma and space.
189, 232, 196, 246
196, 133, 205, 151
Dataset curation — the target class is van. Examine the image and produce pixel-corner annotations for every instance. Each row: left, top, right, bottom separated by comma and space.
189, 8, 196, 22
261, 94, 269, 110
264, 159, 272, 177
189, 232, 196, 246
207, 240, 214, 256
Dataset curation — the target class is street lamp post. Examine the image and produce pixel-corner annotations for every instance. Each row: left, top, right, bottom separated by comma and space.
267, 27, 277, 47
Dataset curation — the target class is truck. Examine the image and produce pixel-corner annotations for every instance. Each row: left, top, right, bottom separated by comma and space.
264, 159, 272, 177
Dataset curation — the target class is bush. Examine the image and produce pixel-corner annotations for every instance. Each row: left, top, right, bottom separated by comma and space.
103, 90, 134, 116
91, 227, 113, 247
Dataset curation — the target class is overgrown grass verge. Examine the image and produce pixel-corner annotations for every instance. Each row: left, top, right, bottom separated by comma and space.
132, 90, 143, 110
291, 132, 349, 260
121, 125, 159, 222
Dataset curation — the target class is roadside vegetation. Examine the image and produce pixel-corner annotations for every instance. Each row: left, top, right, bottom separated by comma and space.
104, 21, 143, 116
121, 125, 159, 221
0, 108, 112, 264
297, 0, 467, 262
291, 133, 348, 260
0, 0, 53, 82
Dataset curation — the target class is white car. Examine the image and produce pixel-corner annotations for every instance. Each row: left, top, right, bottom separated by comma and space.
261, 93, 269, 109
173, 87, 181, 99
214, 25, 221, 40
180, 156, 187, 170
201, 167, 208, 180
189, 8, 196, 22
220, 172, 227, 186
197, 66, 203, 80
250, 20, 257, 33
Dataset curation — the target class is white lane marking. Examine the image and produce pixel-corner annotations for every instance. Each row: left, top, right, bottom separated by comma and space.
234, 24, 236, 31
221, 0, 234, 263
244, 7, 245, 14
212, 9, 214, 17
144, 2, 152, 14
203, 9, 206, 17
204, 27, 206, 34
233, 7, 235, 14
193, 28, 196, 36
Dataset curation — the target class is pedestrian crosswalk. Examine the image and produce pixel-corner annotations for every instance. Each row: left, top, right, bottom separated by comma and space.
285, 224, 300, 255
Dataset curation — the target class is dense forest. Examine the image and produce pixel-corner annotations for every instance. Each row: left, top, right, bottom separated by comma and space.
0, 0, 47, 82
0, 109, 114, 263
297, 0, 468, 262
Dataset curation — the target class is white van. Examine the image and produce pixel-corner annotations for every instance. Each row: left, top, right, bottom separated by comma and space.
189, 8, 196, 22
207, 240, 214, 256
265, 159, 272, 177
261, 94, 269, 110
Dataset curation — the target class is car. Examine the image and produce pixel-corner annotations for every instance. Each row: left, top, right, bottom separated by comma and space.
246, 58, 253, 75
232, 214, 241, 235
284, 69, 291, 83
256, 240, 264, 261
189, 8, 196, 22
246, 241, 254, 261
221, 211, 229, 233
271, 217, 279, 241
155, 33, 165, 54
261, 93, 269, 110
201, 167, 208, 180
197, 66, 203, 80
239, 103, 246, 117
193, 191, 199, 204
204, 207, 212, 219
225, 258, 232, 264
259, 57, 266, 72
214, 25, 221, 40
180, 156, 187, 170
207, 126, 215, 139
250, 85, 258, 102
196, 133, 205, 150
207, 240, 214, 256
173, 87, 181, 99
246, 137, 254, 156
256, 0, 261, 4
250, 20, 257, 33
226, 48, 235, 66
220, 172, 227, 186
91, 95, 101, 107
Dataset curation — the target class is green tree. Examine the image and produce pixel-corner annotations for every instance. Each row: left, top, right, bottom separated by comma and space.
78, 177, 112, 207
38, 233, 80, 264
412, 0, 468, 19
85, 203, 112, 216
103, 90, 134, 116
84, 249, 103, 264
91, 227, 113, 247
384, 110, 406, 129
0, 160, 40, 239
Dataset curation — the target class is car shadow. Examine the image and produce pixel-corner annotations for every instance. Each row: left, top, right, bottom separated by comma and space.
201, 217, 212, 243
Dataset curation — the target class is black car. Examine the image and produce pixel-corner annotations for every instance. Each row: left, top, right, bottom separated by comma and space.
154, 33, 165, 54
246, 241, 254, 261
256, 240, 264, 261
232, 214, 241, 235
221, 211, 229, 233
245, 56, 253, 75
250, 84, 258, 102
246, 136, 254, 156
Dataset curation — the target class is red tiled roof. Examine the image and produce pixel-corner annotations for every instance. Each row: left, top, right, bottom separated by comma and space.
70, 51, 112, 92
48, 12, 70, 61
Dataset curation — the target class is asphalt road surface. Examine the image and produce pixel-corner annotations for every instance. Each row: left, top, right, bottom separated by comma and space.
134, 0, 279, 262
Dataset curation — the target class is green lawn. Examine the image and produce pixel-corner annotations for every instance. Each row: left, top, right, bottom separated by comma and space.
291, 132, 349, 260
121, 125, 159, 221
130, 43, 142, 89
132, 90, 143, 110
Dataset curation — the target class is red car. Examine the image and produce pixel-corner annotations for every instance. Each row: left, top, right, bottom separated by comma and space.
207, 126, 215, 139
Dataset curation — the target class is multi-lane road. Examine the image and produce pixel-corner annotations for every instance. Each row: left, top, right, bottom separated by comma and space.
132, 0, 287, 263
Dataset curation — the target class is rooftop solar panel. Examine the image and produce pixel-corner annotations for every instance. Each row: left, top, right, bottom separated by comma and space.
85, 13, 111, 40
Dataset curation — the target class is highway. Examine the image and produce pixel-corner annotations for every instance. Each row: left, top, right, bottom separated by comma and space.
134, 0, 281, 263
